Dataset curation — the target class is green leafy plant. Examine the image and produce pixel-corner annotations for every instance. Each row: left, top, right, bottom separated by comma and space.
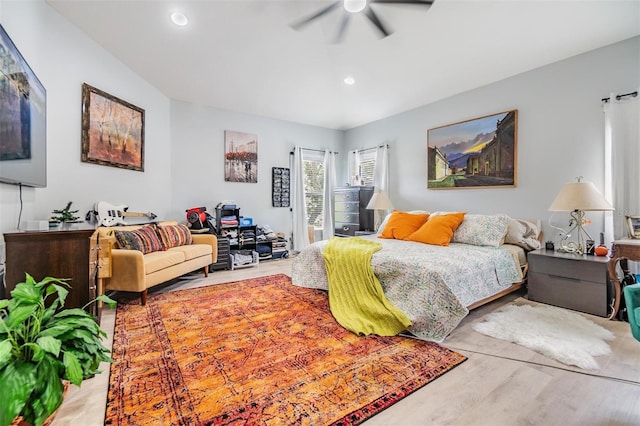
50, 202, 80, 223
0, 274, 116, 426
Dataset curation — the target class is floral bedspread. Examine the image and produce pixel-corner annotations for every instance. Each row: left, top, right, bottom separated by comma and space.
291, 236, 523, 342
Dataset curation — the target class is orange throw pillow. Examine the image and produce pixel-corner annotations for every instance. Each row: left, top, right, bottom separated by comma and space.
406, 212, 466, 246
379, 211, 430, 240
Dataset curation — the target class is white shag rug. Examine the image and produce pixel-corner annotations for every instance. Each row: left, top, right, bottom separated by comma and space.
472, 304, 615, 370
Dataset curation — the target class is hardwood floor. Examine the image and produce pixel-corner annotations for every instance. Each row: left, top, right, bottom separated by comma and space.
53, 258, 640, 425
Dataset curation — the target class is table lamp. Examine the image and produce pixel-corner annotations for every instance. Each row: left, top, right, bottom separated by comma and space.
548, 177, 614, 254
366, 191, 394, 231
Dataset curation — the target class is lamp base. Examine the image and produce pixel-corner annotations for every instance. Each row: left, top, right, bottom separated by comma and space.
557, 209, 593, 255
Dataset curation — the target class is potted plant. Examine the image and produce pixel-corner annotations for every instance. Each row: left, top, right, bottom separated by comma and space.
0, 274, 116, 426
50, 202, 80, 224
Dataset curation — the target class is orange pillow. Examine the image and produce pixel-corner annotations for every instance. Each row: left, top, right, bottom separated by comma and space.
406, 212, 466, 246
379, 211, 430, 240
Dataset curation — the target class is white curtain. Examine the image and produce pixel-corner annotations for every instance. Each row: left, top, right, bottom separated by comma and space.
291, 146, 310, 252
373, 145, 390, 193
603, 92, 640, 243
348, 149, 360, 186
322, 150, 336, 240
372, 145, 391, 226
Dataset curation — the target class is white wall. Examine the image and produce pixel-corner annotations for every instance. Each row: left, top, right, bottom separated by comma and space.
1, 0, 637, 264
0, 0, 172, 253
344, 36, 639, 245
0, 0, 340, 265
169, 101, 342, 236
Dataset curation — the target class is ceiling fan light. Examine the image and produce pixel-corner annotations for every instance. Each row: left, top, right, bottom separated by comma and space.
170, 12, 188, 26
344, 0, 367, 13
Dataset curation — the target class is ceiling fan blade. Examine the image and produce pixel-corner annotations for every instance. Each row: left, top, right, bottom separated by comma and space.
334, 13, 351, 44
290, 1, 342, 30
364, 6, 390, 37
371, 0, 434, 5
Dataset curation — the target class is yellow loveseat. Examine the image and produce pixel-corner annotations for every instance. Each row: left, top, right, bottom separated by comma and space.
97, 221, 217, 304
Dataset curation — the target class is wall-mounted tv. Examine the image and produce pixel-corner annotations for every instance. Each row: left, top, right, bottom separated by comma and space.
0, 23, 47, 188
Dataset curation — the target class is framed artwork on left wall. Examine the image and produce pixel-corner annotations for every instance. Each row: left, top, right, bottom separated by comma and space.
81, 83, 145, 171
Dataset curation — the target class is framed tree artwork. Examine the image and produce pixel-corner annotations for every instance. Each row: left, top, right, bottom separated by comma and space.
224, 130, 257, 183
427, 110, 517, 189
81, 83, 145, 171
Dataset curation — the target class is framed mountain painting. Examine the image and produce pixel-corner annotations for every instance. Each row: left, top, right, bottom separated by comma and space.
427, 110, 517, 189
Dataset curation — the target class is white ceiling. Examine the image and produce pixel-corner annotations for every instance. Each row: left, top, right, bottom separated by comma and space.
47, 0, 640, 130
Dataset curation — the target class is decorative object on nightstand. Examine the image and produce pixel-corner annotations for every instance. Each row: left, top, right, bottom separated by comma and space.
548, 176, 614, 255
366, 191, 394, 231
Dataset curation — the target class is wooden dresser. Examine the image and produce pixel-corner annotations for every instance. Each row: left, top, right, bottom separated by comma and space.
334, 186, 374, 237
4, 225, 96, 309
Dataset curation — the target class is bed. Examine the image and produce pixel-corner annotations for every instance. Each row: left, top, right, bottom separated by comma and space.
291, 213, 541, 342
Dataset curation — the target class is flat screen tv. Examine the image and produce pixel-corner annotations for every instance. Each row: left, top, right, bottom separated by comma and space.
0, 23, 46, 188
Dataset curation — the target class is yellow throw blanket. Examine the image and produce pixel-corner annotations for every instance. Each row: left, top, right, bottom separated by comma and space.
322, 237, 411, 336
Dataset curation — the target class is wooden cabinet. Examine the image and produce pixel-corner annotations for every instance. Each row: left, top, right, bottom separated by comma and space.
334, 186, 374, 237
4, 225, 96, 310
527, 249, 610, 317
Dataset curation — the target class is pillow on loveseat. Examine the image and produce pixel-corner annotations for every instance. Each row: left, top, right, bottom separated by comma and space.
114, 225, 164, 254
156, 223, 193, 248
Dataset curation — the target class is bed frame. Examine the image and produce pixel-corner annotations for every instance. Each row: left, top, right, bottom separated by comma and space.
467, 264, 528, 310
467, 220, 542, 311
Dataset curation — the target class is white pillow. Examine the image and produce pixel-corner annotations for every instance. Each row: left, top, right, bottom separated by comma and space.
504, 218, 541, 251
451, 214, 510, 247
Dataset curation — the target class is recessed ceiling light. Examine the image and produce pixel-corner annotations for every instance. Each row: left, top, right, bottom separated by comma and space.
344, 76, 356, 85
344, 0, 367, 13
170, 12, 188, 26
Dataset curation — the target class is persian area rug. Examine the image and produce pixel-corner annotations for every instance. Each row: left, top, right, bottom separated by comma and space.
105, 274, 466, 426
472, 304, 615, 370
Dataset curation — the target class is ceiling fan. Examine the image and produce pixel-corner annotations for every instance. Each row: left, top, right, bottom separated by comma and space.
290, 0, 434, 42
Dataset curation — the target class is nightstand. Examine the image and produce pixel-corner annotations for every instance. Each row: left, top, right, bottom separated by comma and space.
527, 249, 610, 317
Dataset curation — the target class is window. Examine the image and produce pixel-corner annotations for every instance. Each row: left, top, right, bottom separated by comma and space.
303, 154, 325, 227
349, 149, 377, 186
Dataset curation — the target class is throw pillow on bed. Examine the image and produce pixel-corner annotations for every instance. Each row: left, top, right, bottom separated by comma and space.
156, 223, 193, 249
378, 211, 430, 240
114, 225, 165, 254
376, 210, 429, 236
406, 212, 466, 246
451, 213, 511, 247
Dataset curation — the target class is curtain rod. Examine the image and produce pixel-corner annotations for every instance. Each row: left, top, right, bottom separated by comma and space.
289, 148, 338, 155
351, 144, 390, 153
601, 91, 638, 103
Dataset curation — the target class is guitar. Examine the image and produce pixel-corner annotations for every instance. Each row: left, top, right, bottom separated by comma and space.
95, 201, 157, 226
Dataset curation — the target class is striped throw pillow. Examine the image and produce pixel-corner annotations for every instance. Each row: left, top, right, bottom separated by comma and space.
114, 225, 164, 254
156, 223, 193, 249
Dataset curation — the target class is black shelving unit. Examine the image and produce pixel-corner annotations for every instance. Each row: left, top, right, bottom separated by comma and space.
209, 235, 231, 271
215, 204, 259, 269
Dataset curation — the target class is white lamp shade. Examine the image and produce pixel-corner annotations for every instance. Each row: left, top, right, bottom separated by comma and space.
366, 192, 394, 210
548, 181, 614, 211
